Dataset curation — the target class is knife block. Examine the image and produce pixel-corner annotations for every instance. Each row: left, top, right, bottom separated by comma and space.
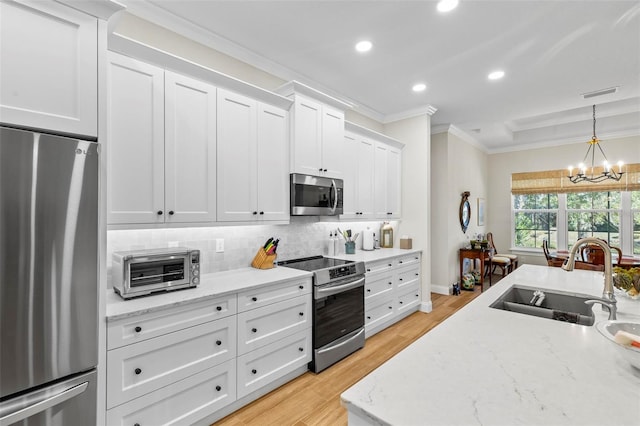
251, 248, 277, 269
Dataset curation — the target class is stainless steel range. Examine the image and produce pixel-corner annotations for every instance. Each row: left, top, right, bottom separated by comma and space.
278, 256, 366, 373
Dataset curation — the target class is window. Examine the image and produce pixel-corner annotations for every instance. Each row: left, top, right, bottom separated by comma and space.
566, 191, 620, 249
513, 194, 558, 249
632, 191, 640, 255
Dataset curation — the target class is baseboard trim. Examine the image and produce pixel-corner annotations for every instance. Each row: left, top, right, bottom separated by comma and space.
431, 284, 451, 295
419, 300, 432, 313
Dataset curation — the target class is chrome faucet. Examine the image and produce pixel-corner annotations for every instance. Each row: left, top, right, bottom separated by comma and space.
561, 237, 616, 319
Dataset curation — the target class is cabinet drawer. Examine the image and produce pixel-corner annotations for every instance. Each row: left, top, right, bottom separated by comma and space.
364, 259, 394, 275
107, 295, 236, 350
106, 359, 236, 426
365, 273, 394, 301
237, 278, 312, 312
236, 330, 311, 399
397, 284, 421, 315
237, 295, 311, 355
396, 253, 421, 267
107, 316, 236, 409
365, 297, 395, 330
397, 266, 420, 290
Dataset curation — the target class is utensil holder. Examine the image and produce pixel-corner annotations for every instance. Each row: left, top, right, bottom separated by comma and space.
251, 248, 276, 269
345, 241, 356, 254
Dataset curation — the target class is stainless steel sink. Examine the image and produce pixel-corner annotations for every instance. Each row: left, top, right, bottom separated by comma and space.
490, 285, 596, 326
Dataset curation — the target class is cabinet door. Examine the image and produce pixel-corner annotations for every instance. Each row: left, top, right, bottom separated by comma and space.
320, 105, 345, 179
165, 71, 217, 223
0, 0, 97, 137
107, 53, 165, 224
291, 95, 322, 175
217, 89, 257, 221
373, 142, 389, 217
386, 145, 402, 218
256, 103, 289, 221
357, 137, 376, 217
340, 132, 359, 218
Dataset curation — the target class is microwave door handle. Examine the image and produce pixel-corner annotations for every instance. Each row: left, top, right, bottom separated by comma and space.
330, 179, 338, 213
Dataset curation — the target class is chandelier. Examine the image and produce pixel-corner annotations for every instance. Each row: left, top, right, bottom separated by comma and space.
567, 105, 624, 184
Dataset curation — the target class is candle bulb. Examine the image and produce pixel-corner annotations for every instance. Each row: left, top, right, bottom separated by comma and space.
603, 161, 610, 173
617, 161, 624, 173
568, 165, 574, 177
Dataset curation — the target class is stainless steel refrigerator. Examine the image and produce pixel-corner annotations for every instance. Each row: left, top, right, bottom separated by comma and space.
0, 126, 99, 425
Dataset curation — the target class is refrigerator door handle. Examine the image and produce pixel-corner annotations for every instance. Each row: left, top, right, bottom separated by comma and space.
0, 382, 88, 425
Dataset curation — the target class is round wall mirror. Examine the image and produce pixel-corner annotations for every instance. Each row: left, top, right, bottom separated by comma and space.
460, 191, 471, 233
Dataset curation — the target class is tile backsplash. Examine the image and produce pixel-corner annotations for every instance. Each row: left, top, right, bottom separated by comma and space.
106, 217, 395, 288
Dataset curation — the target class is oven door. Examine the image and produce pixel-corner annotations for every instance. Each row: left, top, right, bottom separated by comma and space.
126, 256, 189, 292
313, 275, 364, 349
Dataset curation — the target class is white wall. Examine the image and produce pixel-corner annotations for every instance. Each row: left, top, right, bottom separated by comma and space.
430, 128, 489, 294
488, 135, 640, 266
385, 114, 432, 310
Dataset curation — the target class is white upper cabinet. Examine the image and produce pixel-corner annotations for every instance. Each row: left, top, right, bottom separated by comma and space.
0, 0, 98, 137
107, 53, 165, 225
342, 131, 375, 219
374, 142, 402, 219
164, 71, 217, 223
107, 53, 217, 225
276, 81, 349, 179
217, 89, 288, 222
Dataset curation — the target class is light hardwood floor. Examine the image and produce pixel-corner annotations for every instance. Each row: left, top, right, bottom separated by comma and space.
214, 279, 498, 426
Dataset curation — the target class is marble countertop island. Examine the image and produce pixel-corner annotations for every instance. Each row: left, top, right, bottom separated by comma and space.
341, 264, 640, 426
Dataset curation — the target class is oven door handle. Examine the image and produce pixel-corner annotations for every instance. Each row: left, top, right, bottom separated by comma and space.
316, 277, 364, 298
316, 328, 365, 355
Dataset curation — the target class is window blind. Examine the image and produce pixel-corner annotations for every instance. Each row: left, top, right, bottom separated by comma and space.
511, 163, 640, 194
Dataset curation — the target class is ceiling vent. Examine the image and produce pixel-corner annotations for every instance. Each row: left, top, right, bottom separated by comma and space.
581, 86, 619, 99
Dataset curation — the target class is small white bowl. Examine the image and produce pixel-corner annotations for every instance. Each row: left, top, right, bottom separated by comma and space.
596, 320, 640, 370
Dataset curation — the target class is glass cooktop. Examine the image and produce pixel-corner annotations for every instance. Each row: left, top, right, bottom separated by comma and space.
277, 255, 354, 272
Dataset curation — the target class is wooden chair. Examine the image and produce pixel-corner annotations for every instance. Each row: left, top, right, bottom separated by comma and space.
573, 261, 605, 272
542, 240, 564, 267
579, 239, 622, 267
486, 232, 518, 270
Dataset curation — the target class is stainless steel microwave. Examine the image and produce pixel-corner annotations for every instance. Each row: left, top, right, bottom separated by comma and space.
290, 173, 343, 216
112, 247, 200, 299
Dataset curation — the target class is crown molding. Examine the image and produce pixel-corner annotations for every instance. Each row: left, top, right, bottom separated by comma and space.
431, 124, 488, 153
383, 105, 438, 124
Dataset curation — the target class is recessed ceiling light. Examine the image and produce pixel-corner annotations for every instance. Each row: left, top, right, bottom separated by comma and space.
355, 40, 372, 53
488, 70, 505, 80
412, 83, 427, 92
437, 0, 459, 13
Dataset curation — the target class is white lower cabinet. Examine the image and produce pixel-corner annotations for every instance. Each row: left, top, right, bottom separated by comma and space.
106, 359, 236, 426
107, 315, 237, 409
364, 252, 422, 337
236, 329, 311, 399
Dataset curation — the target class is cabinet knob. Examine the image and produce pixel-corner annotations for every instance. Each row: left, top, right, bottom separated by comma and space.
216, 306, 222, 311
252, 328, 257, 333
367, 289, 371, 292
259, 211, 264, 215
388, 264, 392, 267
134, 326, 142, 333
416, 294, 419, 297
252, 211, 258, 215
168, 210, 174, 215
134, 423, 140, 426
388, 282, 392, 285
323, 168, 327, 172
400, 301, 404, 304
299, 285, 304, 289
251, 369, 257, 374
399, 278, 403, 281
216, 385, 222, 392
216, 340, 222, 346
388, 306, 393, 309
157, 210, 163, 215
366, 268, 371, 272
299, 312, 304, 316
298, 347, 304, 352
367, 316, 371, 320
134, 368, 142, 375
252, 297, 258, 302
399, 260, 403, 264
319, 168, 323, 172
415, 273, 419, 276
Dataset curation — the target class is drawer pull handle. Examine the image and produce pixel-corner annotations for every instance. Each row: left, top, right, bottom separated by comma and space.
216, 306, 222, 311
168, 210, 174, 215
157, 210, 163, 215
259, 211, 264, 215
399, 278, 403, 281
252, 369, 257, 374
252, 328, 257, 333
134, 326, 142, 333
367, 316, 371, 320
415, 273, 419, 276
400, 301, 404, 304
134, 423, 140, 426
298, 347, 304, 352
367, 289, 371, 292
299, 285, 304, 289
388, 282, 392, 285
216, 340, 222, 346
366, 268, 371, 272
134, 368, 142, 375
216, 385, 222, 392
399, 260, 403, 264
388, 306, 392, 310
388, 264, 392, 267
252, 297, 258, 302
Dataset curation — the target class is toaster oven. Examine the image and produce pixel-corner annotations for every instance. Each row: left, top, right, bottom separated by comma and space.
112, 247, 200, 299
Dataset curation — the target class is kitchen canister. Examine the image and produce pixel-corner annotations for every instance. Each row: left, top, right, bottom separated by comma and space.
362, 227, 374, 251
381, 222, 393, 248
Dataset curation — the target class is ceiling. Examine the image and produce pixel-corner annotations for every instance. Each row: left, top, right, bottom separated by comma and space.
118, 0, 640, 152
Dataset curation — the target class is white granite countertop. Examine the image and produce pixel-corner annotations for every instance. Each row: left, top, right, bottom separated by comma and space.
329, 247, 422, 263
341, 264, 640, 426
105, 266, 312, 322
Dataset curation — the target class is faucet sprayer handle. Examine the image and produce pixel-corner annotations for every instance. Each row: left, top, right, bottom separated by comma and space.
585, 299, 617, 321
